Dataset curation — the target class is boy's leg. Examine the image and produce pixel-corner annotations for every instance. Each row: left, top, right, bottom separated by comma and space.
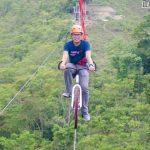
78, 67, 90, 119
63, 63, 76, 97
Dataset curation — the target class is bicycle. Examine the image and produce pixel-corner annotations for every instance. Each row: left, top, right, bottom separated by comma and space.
58, 63, 84, 128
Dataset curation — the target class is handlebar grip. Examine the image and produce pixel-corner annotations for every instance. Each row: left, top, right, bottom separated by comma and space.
58, 61, 63, 70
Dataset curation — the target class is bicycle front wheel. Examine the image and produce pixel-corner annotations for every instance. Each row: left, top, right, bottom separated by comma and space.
74, 86, 80, 129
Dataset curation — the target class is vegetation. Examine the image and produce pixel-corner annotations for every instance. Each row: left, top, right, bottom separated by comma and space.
0, 0, 150, 149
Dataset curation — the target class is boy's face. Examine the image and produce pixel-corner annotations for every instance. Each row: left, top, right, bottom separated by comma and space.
71, 33, 82, 43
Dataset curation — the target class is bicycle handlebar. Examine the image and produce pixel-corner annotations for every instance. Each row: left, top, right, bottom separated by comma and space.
58, 61, 97, 71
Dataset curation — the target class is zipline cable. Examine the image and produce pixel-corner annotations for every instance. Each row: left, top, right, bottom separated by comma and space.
73, 0, 86, 150
73, 129, 77, 150
0, 50, 54, 115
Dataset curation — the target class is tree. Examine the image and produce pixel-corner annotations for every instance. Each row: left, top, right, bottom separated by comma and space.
134, 14, 150, 74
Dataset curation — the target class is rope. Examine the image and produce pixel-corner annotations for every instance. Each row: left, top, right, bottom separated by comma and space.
0, 50, 54, 115
59, 94, 73, 124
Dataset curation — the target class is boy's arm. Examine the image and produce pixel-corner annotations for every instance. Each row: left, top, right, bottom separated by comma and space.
60, 51, 68, 70
86, 51, 93, 64
86, 51, 95, 71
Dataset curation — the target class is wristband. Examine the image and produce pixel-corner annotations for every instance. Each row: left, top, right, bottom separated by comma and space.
89, 64, 94, 67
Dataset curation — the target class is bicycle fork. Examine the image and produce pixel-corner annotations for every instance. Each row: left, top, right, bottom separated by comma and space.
71, 75, 82, 110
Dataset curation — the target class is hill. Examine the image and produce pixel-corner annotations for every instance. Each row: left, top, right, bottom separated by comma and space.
0, 0, 150, 149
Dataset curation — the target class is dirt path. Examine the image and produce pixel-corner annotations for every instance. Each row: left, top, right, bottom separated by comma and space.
85, 5, 123, 26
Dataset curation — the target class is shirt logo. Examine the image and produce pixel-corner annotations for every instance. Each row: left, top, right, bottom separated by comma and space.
70, 50, 82, 56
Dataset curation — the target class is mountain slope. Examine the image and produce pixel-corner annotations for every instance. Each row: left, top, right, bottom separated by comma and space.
0, 0, 150, 150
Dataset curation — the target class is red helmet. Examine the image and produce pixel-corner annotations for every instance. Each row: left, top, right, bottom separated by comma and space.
70, 25, 83, 34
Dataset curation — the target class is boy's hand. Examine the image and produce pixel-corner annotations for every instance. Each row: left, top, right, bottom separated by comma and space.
89, 64, 95, 71
60, 62, 66, 70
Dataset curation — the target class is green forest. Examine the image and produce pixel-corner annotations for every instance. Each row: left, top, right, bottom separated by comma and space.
0, 0, 150, 149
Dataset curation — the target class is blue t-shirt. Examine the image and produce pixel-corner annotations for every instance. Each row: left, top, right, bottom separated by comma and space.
64, 40, 91, 65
